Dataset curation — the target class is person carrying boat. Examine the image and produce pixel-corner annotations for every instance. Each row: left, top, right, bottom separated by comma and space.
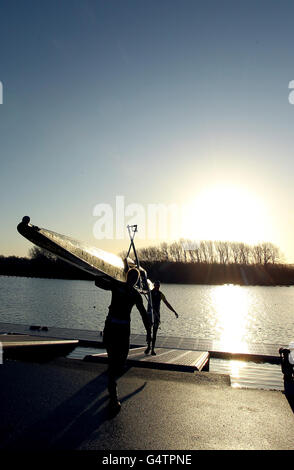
95, 268, 151, 412
145, 280, 179, 356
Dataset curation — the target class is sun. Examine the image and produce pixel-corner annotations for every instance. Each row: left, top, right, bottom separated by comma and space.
181, 184, 270, 244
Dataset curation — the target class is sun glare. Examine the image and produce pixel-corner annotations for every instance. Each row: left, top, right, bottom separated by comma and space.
182, 184, 269, 244
212, 285, 249, 351
211, 284, 250, 352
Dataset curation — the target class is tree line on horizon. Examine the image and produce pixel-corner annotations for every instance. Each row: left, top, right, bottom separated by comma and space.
1, 240, 294, 285
123, 240, 294, 285
0, 247, 93, 280
123, 239, 284, 265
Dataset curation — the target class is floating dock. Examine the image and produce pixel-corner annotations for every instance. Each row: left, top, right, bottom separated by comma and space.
0, 332, 78, 360
0, 322, 285, 364
84, 346, 210, 372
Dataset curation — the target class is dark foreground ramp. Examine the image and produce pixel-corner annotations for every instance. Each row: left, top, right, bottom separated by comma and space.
84, 346, 209, 372
0, 334, 78, 360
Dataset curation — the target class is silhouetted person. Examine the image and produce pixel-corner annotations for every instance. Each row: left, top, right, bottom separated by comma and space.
145, 280, 179, 356
95, 268, 151, 412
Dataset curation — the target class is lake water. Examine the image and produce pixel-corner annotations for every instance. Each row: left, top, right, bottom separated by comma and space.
1, 275, 293, 390
1, 275, 294, 346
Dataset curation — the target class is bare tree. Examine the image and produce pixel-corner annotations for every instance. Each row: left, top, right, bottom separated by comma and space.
215, 241, 229, 264
252, 244, 262, 264
199, 241, 209, 263
169, 241, 184, 262
206, 240, 216, 263
159, 242, 170, 262
230, 242, 241, 263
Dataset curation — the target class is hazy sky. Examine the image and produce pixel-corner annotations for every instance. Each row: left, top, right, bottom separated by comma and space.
1, 0, 294, 261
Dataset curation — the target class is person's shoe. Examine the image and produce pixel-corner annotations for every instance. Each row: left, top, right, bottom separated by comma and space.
145, 346, 151, 355
151, 349, 156, 356
109, 397, 121, 414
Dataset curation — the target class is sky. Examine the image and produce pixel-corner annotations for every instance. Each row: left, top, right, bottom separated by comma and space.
1, 0, 294, 262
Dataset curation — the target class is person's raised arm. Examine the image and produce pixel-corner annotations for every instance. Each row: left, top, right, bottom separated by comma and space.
162, 294, 179, 318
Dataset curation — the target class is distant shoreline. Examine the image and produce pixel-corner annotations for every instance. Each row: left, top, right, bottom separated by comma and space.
1, 254, 294, 286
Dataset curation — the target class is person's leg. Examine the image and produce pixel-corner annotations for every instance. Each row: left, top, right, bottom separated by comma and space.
145, 313, 152, 354
151, 322, 159, 355
103, 323, 120, 407
107, 348, 119, 401
145, 337, 151, 354
104, 324, 130, 409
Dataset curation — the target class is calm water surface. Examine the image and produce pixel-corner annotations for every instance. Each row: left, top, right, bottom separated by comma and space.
1, 275, 294, 347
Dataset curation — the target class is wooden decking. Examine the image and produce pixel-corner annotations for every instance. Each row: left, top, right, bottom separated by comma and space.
84, 346, 210, 372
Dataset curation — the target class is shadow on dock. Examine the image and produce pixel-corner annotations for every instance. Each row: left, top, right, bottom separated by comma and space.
1, 367, 146, 450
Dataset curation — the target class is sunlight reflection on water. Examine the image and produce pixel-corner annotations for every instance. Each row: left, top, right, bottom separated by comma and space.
210, 284, 251, 352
